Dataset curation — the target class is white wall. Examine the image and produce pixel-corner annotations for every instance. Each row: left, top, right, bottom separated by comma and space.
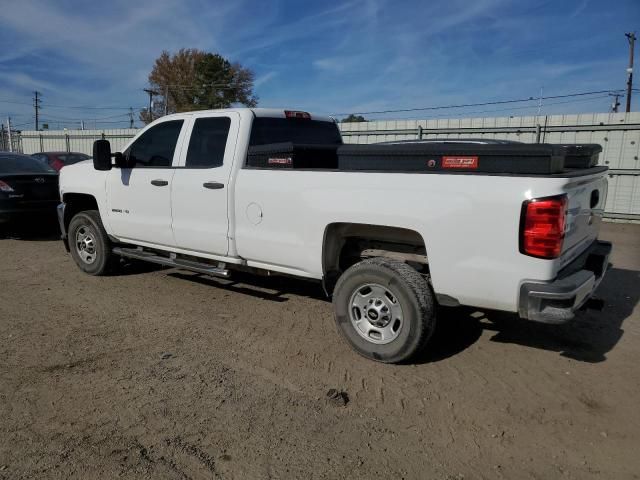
20, 129, 137, 156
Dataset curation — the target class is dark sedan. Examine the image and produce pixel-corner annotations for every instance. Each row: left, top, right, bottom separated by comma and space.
31, 151, 90, 172
0, 152, 59, 226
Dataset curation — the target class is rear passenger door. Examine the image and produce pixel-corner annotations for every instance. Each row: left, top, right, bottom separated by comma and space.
171, 112, 239, 256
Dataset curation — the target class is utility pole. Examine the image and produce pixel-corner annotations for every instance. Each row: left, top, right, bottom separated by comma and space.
6, 117, 13, 152
164, 85, 169, 116
537, 87, 543, 115
143, 88, 158, 122
129, 107, 134, 128
33, 91, 41, 130
610, 93, 621, 113
625, 32, 636, 113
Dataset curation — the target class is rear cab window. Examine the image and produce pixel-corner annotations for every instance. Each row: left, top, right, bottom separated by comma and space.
249, 117, 342, 146
246, 115, 343, 170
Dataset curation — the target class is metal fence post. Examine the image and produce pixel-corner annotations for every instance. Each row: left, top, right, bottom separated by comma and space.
417, 125, 423, 140
65, 133, 70, 152
7, 118, 12, 152
39, 134, 44, 152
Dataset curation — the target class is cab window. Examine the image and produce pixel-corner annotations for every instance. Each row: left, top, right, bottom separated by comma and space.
185, 117, 231, 168
124, 120, 183, 167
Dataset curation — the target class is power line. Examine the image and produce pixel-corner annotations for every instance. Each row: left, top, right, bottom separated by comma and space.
0, 98, 144, 111
331, 89, 625, 117
92, 119, 138, 125
1, 87, 630, 123
42, 103, 145, 111
9, 121, 33, 128
155, 84, 241, 91
39, 112, 132, 121
39, 118, 134, 125
390, 94, 613, 120
0, 99, 36, 106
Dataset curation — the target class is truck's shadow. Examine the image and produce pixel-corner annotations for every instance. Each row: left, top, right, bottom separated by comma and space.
163, 264, 637, 364
418, 267, 639, 364
166, 271, 327, 302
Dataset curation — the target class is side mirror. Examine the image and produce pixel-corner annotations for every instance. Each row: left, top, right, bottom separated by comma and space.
113, 152, 127, 168
93, 139, 112, 171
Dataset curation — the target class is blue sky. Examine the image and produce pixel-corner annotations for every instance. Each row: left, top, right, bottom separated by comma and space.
0, 0, 638, 129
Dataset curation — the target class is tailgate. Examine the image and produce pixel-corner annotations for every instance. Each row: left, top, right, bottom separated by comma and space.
559, 171, 608, 269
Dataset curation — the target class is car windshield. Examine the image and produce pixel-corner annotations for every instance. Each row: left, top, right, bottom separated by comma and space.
249, 118, 343, 146
0, 154, 57, 174
58, 153, 90, 165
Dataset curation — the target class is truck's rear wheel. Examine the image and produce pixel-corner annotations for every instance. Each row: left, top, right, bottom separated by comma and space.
333, 257, 435, 363
68, 210, 115, 276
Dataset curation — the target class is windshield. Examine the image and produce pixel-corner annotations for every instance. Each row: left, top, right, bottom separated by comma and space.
249, 118, 342, 146
0, 154, 57, 174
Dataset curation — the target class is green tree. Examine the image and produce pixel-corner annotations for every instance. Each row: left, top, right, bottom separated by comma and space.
341, 114, 367, 123
140, 49, 258, 124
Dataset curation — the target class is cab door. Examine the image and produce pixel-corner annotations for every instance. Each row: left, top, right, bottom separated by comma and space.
105, 119, 186, 247
170, 112, 239, 256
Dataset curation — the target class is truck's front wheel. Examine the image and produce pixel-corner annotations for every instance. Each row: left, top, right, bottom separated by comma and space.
68, 210, 115, 276
333, 257, 436, 363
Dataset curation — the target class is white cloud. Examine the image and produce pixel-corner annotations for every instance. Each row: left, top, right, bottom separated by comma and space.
254, 71, 277, 88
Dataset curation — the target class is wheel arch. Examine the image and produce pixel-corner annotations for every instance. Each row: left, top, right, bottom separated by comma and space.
322, 222, 429, 296
62, 192, 100, 233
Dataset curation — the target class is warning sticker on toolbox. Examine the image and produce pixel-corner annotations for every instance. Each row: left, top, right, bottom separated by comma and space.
442, 156, 478, 169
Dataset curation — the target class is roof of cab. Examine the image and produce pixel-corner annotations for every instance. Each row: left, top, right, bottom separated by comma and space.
162, 107, 334, 123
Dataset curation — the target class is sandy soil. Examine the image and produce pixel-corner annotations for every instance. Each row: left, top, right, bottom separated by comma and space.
1, 222, 639, 479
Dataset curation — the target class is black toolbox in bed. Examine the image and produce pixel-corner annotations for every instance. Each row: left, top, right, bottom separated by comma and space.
560, 144, 602, 169
336, 143, 602, 174
245, 141, 602, 174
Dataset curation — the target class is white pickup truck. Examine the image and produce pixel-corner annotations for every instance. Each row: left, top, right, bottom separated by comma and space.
57, 108, 612, 363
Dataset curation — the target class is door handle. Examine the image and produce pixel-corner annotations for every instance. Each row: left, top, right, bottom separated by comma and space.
203, 182, 224, 190
151, 179, 169, 186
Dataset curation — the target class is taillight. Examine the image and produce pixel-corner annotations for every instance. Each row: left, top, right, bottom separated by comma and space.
520, 195, 567, 259
284, 110, 311, 119
0, 180, 14, 192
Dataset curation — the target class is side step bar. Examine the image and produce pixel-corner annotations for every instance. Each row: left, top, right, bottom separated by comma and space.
113, 247, 230, 278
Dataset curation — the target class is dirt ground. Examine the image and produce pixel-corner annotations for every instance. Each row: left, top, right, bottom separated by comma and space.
0, 221, 639, 479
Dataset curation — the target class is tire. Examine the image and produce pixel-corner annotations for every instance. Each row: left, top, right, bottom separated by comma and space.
68, 210, 116, 276
333, 257, 436, 363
